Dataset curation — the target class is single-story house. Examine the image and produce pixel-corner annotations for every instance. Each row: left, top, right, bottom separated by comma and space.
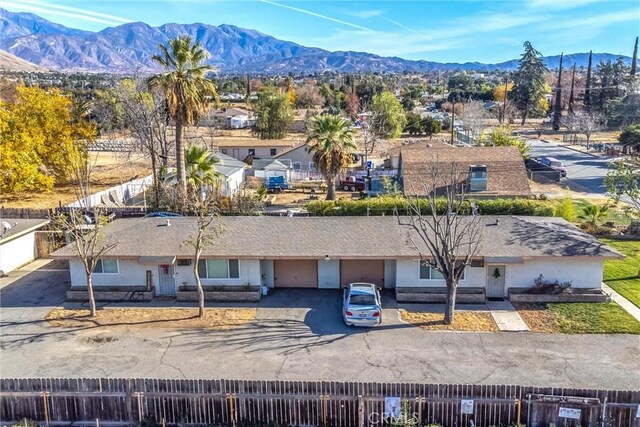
51, 216, 620, 303
398, 143, 532, 198
274, 143, 359, 177
201, 107, 253, 129
0, 218, 49, 274
211, 153, 247, 196
252, 159, 292, 183
215, 137, 297, 162
161, 153, 246, 197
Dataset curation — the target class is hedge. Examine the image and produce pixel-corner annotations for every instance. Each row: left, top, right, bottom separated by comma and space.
305, 197, 555, 216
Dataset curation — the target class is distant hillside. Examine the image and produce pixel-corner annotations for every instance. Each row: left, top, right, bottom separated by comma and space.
0, 49, 46, 72
0, 7, 635, 74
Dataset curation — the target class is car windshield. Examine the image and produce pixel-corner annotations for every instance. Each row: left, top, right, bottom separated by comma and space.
349, 294, 376, 305
550, 161, 563, 167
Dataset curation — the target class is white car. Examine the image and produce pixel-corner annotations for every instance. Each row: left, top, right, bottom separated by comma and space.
342, 283, 382, 327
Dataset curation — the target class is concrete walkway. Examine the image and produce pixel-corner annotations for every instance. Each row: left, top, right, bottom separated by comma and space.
603, 283, 640, 322
486, 300, 530, 332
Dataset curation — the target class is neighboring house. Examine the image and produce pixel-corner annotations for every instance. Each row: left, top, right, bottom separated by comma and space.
52, 216, 620, 303
202, 107, 253, 129
215, 137, 297, 162
0, 218, 49, 274
273, 143, 316, 173
252, 159, 292, 183
161, 153, 246, 197
211, 153, 247, 196
398, 143, 532, 198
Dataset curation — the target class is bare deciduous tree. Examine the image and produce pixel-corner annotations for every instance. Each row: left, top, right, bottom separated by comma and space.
397, 161, 483, 324
113, 79, 171, 209
563, 109, 606, 149
53, 208, 118, 316
183, 188, 223, 317
461, 100, 489, 141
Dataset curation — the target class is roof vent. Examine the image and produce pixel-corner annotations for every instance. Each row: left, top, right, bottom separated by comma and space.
165, 219, 171, 227
0, 221, 13, 238
468, 165, 487, 192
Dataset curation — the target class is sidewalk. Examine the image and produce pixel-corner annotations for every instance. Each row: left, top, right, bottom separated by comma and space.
486, 300, 530, 332
602, 283, 640, 322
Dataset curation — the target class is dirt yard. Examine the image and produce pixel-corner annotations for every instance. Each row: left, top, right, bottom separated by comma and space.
399, 309, 499, 332
45, 307, 256, 330
1, 151, 151, 209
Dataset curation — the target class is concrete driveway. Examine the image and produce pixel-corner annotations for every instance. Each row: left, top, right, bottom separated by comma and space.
1, 262, 640, 389
528, 139, 613, 196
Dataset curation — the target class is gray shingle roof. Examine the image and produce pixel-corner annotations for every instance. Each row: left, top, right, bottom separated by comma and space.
51, 216, 621, 260
0, 218, 49, 244
400, 144, 532, 197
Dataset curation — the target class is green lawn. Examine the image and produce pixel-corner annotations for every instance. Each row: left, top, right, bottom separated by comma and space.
547, 302, 640, 334
601, 238, 640, 308
573, 199, 633, 226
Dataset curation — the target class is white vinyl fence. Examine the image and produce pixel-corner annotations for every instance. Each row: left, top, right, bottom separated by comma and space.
66, 174, 154, 208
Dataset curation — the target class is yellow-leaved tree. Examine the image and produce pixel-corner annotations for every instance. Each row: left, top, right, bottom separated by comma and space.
0, 85, 95, 193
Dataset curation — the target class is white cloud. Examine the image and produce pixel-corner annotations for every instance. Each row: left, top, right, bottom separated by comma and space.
346, 9, 383, 19
526, 0, 601, 9
259, 0, 373, 31
3, 0, 133, 25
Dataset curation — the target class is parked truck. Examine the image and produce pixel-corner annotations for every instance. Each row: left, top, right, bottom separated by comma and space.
339, 176, 366, 192
265, 175, 290, 193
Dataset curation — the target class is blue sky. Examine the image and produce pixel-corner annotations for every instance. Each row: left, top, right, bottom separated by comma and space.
3, 0, 639, 63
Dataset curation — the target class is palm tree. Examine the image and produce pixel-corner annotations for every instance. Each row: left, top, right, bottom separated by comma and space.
185, 145, 220, 188
306, 114, 357, 200
579, 204, 609, 226
148, 35, 218, 198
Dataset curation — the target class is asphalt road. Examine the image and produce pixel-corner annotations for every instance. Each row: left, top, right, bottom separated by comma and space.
1, 263, 640, 389
528, 139, 613, 197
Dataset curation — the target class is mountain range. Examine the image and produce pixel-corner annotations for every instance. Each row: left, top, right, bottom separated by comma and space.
0, 8, 634, 74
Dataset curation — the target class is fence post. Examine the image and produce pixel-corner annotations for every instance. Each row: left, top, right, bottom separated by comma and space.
320, 394, 329, 427
515, 399, 521, 426
227, 393, 236, 427
416, 397, 425, 427
600, 396, 607, 427
134, 392, 144, 423
40, 391, 50, 427
526, 395, 532, 427
358, 395, 364, 427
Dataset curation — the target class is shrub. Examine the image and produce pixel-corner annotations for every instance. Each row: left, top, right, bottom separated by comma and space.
305, 197, 555, 216
554, 196, 577, 221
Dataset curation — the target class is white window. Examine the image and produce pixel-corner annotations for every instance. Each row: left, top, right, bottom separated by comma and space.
293, 162, 301, 171
419, 261, 465, 280
197, 259, 240, 279
309, 162, 316, 171
94, 259, 119, 274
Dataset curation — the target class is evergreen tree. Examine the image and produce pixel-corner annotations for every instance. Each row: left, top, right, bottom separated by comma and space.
584, 51, 593, 109
511, 41, 548, 125
631, 37, 638, 77
569, 65, 576, 114
552, 53, 564, 130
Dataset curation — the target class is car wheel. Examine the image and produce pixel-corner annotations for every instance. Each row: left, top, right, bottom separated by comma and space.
343, 185, 349, 191
350, 185, 356, 191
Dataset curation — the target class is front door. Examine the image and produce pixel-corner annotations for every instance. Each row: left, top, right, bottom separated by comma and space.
486, 265, 506, 298
232, 148, 240, 160
157, 264, 176, 295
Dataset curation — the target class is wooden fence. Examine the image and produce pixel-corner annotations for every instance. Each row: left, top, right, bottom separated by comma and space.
1, 379, 639, 427
0, 207, 150, 220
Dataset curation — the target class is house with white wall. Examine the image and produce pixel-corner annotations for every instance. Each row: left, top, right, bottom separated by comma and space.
0, 219, 49, 274
51, 216, 621, 303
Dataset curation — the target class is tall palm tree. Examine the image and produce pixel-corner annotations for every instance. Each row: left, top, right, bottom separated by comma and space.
185, 145, 220, 188
306, 114, 357, 200
148, 36, 218, 197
